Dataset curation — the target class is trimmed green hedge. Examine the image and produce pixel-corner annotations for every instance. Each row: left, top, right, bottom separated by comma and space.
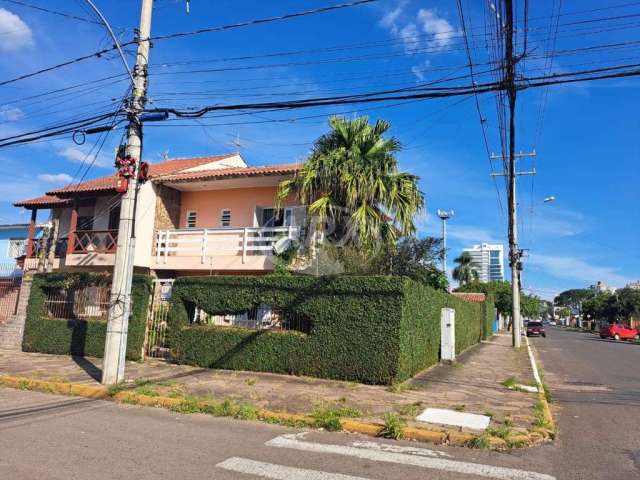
22, 273, 152, 361
168, 275, 494, 385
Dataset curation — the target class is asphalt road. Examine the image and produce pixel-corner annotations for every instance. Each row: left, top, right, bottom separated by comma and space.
527, 327, 640, 479
0, 327, 638, 480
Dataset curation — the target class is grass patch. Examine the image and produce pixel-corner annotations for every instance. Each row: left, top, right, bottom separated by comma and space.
397, 401, 423, 417
107, 383, 129, 395
245, 378, 257, 386
467, 434, 491, 449
379, 413, 405, 440
312, 403, 362, 431
452, 362, 464, 368
453, 404, 465, 412
533, 400, 552, 429
386, 382, 414, 394
542, 383, 553, 403
501, 376, 518, 389
135, 385, 160, 397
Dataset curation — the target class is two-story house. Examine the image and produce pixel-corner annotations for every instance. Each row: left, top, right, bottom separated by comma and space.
14, 154, 305, 278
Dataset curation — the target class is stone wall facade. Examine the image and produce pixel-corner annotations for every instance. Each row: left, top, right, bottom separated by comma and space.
0, 275, 32, 350
152, 185, 181, 256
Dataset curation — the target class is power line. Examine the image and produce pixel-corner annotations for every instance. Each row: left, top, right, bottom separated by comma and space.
147, 0, 378, 42
0, 0, 102, 25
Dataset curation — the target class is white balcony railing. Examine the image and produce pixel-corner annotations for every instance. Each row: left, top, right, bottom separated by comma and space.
155, 226, 300, 264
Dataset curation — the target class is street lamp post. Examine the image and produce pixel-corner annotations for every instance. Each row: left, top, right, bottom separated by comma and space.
437, 209, 454, 277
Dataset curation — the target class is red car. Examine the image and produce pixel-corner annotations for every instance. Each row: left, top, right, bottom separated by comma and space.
599, 323, 639, 341
526, 321, 546, 337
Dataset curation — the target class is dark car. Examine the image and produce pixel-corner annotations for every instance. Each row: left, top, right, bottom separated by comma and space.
526, 321, 546, 337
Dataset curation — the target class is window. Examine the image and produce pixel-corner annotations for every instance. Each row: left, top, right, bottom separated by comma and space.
260, 207, 294, 227
77, 216, 94, 232
108, 206, 120, 230
186, 210, 197, 228
220, 209, 231, 227
7, 238, 25, 257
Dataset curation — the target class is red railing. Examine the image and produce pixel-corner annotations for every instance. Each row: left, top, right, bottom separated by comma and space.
27, 238, 68, 259
72, 230, 118, 254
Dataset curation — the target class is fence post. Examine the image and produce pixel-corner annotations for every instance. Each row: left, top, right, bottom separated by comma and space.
163, 230, 169, 264
201, 228, 208, 264
440, 307, 456, 363
242, 228, 248, 264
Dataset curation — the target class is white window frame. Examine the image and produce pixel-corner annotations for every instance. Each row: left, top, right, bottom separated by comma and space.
186, 210, 197, 229
7, 238, 26, 258
220, 209, 231, 228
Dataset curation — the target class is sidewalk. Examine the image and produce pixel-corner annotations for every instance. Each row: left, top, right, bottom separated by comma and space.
0, 333, 539, 434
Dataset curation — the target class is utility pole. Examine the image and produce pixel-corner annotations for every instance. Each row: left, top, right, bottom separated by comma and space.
503, 0, 523, 348
437, 209, 454, 276
102, 0, 154, 385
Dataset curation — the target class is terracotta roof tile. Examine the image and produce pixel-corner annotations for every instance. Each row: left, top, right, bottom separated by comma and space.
14, 195, 71, 208
45, 154, 238, 196
452, 292, 487, 303
155, 163, 302, 183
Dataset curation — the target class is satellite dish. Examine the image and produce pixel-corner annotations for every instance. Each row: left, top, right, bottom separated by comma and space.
273, 237, 294, 255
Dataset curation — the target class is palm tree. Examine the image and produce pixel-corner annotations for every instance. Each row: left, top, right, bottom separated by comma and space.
277, 116, 424, 250
452, 252, 479, 285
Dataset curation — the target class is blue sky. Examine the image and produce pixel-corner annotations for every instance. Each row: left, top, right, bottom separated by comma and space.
0, 0, 638, 299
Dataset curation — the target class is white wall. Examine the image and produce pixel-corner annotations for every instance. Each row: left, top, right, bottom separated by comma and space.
133, 181, 157, 268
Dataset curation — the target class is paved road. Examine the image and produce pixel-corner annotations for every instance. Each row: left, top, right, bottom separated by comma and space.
528, 327, 640, 479
0, 327, 638, 480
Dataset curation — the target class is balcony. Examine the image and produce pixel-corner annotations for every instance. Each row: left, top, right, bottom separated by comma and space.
154, 226, 300, 271
71, 230, 118, 254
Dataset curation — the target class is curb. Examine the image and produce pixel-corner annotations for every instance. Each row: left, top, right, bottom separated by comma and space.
524, 337, 556, 437
0, 374, 553, 450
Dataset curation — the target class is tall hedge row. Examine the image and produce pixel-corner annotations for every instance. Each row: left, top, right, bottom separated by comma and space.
22, 273, 152, 361
168, 275, 494, 385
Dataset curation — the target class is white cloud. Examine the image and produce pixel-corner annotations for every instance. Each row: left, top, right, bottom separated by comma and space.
416, 212, 504, 245
528, 253, 633, 289
0, 8, 33, 52
0, 105, 24, 121
528, 207, 586, 238
379, 0, 408, 29
38, 173, 73, 184
411, 60, 431, 81
58, 146, 112, 168
379, 4, 458, 79
417, 9, 456, 50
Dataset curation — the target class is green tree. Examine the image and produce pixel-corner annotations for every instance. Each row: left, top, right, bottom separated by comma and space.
455, 280, 511, 316
276, 116, 424, 250
617, 288, 640, 323
521, 294, 542, 319
557, 307, 571, 319
452, 252, 479, 286
553, 289, 594, 310
309, 236, 448, 291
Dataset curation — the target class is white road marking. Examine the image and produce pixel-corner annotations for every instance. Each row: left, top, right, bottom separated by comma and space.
266, 433, 556, 480
514, 384, 539, 393
216, 457, 371, 480
351, 440, 452, 458
416, 408, 491, 430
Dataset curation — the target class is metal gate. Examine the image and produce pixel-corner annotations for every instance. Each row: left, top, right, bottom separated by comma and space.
0, 265, 21, 322
144, 279, 173, 359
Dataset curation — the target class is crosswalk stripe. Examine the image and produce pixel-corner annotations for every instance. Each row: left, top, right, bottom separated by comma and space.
216, 457, 372, 480
266, 434, 556, 480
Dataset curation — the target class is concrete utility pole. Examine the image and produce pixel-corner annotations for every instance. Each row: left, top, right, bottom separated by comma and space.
102, 0, 154, 385
437, 209, 454, 275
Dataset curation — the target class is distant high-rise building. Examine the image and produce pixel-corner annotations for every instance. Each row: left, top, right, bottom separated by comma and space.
462, 243, 505, 282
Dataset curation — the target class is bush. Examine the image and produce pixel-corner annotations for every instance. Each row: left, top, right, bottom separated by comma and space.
22, 273, 152, 361
168, 275, 494, 385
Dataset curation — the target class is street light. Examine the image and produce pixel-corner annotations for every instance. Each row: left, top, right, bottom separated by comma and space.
437, 209, 454, 276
